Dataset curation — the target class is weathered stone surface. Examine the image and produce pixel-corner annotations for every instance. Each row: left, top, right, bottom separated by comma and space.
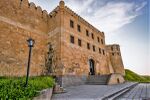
107, 73, 125, 85
33, 88, 53, 100
52, 82, 137, 99
118, 83, 150, 99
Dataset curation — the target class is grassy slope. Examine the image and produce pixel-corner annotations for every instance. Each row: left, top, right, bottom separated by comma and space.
125, 69, 150, 83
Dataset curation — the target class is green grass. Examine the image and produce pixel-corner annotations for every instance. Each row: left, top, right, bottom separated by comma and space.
0, 76, 55, 99
125, 69, 150, 83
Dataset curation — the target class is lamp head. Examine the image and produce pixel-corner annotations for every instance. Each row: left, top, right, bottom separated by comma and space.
27, 38, 35, 47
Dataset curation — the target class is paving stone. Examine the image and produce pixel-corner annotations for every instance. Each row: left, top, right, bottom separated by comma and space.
52, 82, 136, 100
118, 83, 150, 100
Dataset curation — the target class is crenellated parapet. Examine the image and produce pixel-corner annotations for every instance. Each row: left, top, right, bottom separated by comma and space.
106, 44, 121, 56
0, 0, 51, 33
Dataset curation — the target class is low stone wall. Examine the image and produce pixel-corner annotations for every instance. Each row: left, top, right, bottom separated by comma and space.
55, 74, 125, 88
57, 75, 87, 88
33, 88, 53, 100
107, 73, 125, 85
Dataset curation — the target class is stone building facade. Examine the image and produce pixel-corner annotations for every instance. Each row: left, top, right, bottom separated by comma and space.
0, 0, 125, 81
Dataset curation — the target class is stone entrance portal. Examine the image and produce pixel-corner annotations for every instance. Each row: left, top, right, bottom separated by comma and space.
89, 59, 95, 75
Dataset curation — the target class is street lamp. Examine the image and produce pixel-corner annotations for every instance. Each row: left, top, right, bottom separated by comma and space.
25, 38, 35, 87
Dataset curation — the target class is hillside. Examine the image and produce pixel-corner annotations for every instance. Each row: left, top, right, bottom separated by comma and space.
125, 69, 150, 83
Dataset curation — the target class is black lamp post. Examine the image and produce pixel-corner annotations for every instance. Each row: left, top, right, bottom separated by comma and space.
25, 38, 35, 87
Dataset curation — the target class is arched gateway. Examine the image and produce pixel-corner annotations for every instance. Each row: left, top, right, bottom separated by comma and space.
89, 59, 95, 75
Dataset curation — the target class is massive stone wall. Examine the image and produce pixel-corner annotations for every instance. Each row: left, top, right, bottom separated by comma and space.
0, 21, 47, 76
0, 0, 49, 76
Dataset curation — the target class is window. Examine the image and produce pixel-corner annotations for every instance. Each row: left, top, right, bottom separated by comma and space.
102, 50, 105, 55
70, 35, 74, 44
111, 47, 113, 51
77, 24, 81, 32
70, 20, 74, 28
99, 48, 101, 54
101, 39, 104, 44
117, 47, 119, 51
93, 45, 96, 52
87, 43, 90, 50
78, 39, 82, 47
97, 37, 100, 43
117, 52, 120, 56
86, 30, 89, 36
92, 33, 94, 39
112, 53, 114, 56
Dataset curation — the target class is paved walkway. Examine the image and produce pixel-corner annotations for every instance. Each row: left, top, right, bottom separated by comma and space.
52, 82, 136, 100
117, 83, 150, 100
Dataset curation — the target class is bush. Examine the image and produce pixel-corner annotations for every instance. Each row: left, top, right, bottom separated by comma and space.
0, 76, 55, 99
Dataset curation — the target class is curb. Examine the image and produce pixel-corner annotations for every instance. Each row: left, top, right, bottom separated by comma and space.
33, 88, 53, 100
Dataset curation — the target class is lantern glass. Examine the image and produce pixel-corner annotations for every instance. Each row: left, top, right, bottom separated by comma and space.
27, 38, 35, 47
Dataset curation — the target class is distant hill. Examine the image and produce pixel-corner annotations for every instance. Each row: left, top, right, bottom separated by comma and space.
125, 69, 150, 83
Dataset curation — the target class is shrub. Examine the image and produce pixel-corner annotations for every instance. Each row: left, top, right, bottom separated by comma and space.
0, 76, 55, 99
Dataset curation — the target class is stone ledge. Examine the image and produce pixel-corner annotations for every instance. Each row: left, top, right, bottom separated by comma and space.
33, 88, 53, 100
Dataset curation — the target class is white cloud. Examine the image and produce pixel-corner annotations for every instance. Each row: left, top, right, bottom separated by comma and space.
65, 0, 147, 34
85, 2, 143, 33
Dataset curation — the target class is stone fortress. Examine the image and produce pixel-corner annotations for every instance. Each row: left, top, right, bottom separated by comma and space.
0, 0, 125, 86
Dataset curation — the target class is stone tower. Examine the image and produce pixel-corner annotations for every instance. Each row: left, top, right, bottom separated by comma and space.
106, 44, 125, 75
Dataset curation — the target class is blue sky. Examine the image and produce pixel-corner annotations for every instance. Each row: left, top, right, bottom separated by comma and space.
29, 0, 149, 75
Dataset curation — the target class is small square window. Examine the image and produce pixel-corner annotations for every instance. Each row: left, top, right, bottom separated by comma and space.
93, 45, 96, 52
101, 39, 104, 44
92, 33, 94, 39
86, 30, 89, 36
70, 35, 74, 44
112, 53, 114, 56
117, 47, 119, 51
87, 43, 90, 50
97, 37, 100, 43
103, 50, 105, 55
111, 47, 113, 51
99, 48, 101, 54
78, 39, 82, 47
70, 20, 74, 28
77, 24, 81, 32
117, 52, 120, 55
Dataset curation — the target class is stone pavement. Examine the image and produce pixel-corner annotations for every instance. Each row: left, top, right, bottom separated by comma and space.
117, 83, 150, 100
52, 82, 136, 100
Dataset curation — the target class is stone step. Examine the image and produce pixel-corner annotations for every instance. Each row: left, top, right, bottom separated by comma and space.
86, 75, 110, 85
86, 82, 106, 85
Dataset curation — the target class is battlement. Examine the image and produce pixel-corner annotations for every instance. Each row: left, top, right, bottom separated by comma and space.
106, 44, 120, 51
13, 0, 50, 20
28, 2, 49, 19
0, 0, 104, 37
0, 0, 54, 33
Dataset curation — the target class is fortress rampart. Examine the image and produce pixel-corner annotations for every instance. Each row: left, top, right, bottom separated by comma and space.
0, 0, 125, 77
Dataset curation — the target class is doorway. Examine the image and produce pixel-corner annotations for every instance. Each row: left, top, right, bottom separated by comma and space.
89, 59, 95, 75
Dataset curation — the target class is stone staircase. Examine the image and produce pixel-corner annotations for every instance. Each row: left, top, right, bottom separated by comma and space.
86, 75, 110, 85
